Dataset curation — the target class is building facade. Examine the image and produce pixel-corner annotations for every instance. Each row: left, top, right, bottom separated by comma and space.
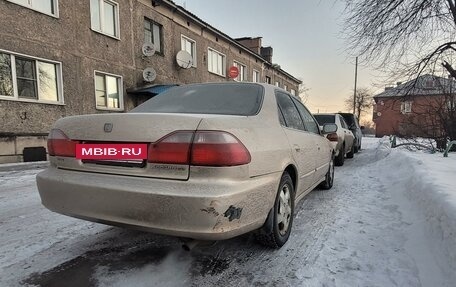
373, 74, 455, 142
0, 0, 301, 163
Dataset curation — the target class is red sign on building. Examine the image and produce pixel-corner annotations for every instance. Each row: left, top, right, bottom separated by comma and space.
228, 66, 239, 78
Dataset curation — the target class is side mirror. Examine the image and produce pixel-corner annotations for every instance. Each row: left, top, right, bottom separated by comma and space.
322, 123, 338, 134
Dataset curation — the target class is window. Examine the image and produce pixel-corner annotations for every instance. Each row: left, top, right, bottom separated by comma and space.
447, 96, 456, 110
131, 83, 263, 116
181, 35, 196, 67
314, 115, 335, 125
290, 89, 296, 96
90, 0, 119, 38
265, 76, 271, 84
208, 48, 226, 76
94, 71, 123, 110
339, 115, 348, 129
401, 101, 412, 113
233, 61, 247, 81
0, 51, 62, 103
293, 98, 320, 134
276, 92, 305, 131
7, 0, 58, 17
0, 53, 13, 97
275, 81, 280, 87
283, 84, 288, 91
144, 18, 162, 54
253, 70, 260, 83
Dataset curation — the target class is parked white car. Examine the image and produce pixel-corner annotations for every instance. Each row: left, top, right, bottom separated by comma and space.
37, 83, 337, 249
313, 113, 355, 166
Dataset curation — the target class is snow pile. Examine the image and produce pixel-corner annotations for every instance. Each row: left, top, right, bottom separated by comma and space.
375, 136, 392, 160
382, 138, 456, 281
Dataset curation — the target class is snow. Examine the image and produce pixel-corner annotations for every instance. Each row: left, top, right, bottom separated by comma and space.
0, 137, 455, 286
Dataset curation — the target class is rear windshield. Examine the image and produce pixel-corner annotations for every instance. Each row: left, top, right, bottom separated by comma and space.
313, 115, 335, 125
130, 83, 263, 116
340, 114, 355, 126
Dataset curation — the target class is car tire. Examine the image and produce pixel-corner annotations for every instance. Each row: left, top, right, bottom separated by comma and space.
319, 154, 334, 190
354, 144, 359, 153
255, 172, 295, 249
347, 144, 354, 158
335, 144, 345, 166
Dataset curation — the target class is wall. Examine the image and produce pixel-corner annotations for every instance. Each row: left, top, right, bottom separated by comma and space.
0, 0, 301, 162
374, 95, 446, 138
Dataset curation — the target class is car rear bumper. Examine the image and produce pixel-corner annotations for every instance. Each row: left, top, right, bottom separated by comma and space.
36, 167, 280, 240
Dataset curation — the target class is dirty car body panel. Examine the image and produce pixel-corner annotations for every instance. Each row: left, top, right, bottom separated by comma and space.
37, 83, 333, 241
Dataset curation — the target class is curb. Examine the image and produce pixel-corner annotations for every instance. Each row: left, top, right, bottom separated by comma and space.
0, 161, 49, 172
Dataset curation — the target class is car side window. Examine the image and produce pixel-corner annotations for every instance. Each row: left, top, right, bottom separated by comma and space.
354, 116, 360, 128
276, 92, 305, 131
277, 106, 286, 126
292, 98, 320, 135
339, 116, 348, 129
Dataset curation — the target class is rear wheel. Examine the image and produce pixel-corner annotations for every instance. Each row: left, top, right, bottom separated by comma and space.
335, 144, 345, 166
354, 144, 359, 153
255, 172, 295, 249
320, 154, 335, 189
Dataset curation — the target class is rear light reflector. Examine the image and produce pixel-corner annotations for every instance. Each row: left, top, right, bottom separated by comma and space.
326, 132, 339, 142
147, 131, 251, 166
148, 131, 193, 164
191, 131, 251, 166
47, 129, 78, 157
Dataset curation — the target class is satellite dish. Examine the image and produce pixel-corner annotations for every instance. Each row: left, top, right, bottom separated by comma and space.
143, 67, 157, 82
176, 50, 193, 69
142, 43, 155, 57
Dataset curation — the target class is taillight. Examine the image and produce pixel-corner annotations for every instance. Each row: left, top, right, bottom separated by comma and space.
147, 131, 251, 166
191, 131, 251, 166
326, 132, 339, 142
147, 131, 193, 164
47, 129, 78, 157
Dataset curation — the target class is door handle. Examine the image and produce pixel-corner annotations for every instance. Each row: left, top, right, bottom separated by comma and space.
293, 144, 301, 152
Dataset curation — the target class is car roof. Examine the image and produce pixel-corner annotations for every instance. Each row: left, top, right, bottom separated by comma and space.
313, 113, 339, 116
338, 112, 357, 118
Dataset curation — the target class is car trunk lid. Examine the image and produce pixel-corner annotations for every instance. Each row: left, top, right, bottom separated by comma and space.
50, 113, 203, 180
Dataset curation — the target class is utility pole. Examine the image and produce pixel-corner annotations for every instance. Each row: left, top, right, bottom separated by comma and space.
353, 56, 358, 115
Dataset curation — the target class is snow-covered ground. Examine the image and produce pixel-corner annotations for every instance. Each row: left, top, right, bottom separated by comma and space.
0, 137, 455, 286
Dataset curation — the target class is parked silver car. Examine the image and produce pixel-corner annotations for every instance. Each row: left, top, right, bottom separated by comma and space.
339, 113, 363, 153
37, 83, 336, 248
313, 113, 355, 166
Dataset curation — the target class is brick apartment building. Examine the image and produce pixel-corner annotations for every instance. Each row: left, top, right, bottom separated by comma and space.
373, 74, 455, 140
0, 0, 301, 163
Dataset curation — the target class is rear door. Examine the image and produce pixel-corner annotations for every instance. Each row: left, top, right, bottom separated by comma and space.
292, 99, 331, 183
339, 115, 354, 152
276, 92, 316, 196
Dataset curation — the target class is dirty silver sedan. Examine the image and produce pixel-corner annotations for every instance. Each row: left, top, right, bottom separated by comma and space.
37, 83, 336, 248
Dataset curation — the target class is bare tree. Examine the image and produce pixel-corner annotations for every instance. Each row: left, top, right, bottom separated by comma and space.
397, 80, 456, 146
298, 82, 310, 103
342, 0, 456, 78
342, 0, 456, 142
344, 88, 373, 119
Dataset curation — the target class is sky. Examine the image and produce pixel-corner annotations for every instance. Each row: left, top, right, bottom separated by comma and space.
173, 0, 384, 122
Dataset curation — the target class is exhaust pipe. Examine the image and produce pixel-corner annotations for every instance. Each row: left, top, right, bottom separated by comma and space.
182, 240, 201, 251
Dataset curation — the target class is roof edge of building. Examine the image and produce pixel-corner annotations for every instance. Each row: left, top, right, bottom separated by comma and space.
160, 0, 302, 85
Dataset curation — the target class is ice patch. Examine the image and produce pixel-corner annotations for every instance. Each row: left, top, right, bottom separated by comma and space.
94, 250, 192, 287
